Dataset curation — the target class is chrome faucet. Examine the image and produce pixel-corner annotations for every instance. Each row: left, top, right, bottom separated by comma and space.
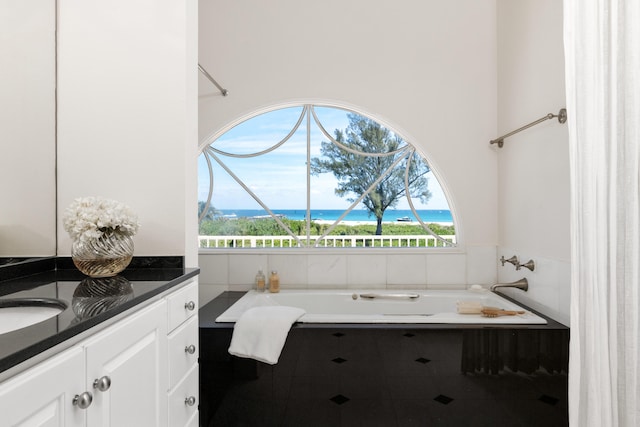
500, 255, 519, 267
490, 278, 528, 292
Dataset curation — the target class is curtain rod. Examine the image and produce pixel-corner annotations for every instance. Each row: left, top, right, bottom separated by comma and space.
198, 63, 228, 97
490, 108, 567, 148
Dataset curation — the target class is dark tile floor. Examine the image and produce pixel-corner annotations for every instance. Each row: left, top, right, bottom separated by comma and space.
206, 329, 568, 426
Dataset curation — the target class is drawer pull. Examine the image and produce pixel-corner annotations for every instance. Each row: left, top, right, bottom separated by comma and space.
73, 392, 93, 409
184, 301, 196, 311
93, 375, 112, 392
184, 396, 196, 406
185, 344, 196, 355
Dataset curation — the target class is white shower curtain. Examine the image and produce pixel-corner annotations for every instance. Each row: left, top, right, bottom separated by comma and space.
564, 1, 640, 426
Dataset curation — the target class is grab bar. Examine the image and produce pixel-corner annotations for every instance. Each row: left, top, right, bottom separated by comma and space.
490, 108, 567, 148
358, 293, 420, 300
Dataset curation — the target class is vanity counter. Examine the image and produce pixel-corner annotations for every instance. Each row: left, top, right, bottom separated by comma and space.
0, 257, 199, 377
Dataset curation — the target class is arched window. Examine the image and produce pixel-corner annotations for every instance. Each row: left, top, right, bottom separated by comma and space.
198, 105, 456, 249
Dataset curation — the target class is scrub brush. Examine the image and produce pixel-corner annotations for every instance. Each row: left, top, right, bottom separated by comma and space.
480, 307, 525, 317
456, 301, 525, 317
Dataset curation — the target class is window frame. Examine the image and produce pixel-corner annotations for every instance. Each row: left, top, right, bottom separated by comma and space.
197, 102, 461, 253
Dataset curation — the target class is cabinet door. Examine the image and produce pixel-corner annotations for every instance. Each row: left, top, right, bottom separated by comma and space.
84, 300, 168, 427
0, 347, 85, 427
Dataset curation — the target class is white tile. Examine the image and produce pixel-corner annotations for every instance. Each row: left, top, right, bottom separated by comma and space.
197, 253, 228, 285
307, 254, 347, 287
556, 262, 571, 326
229, 283, 252, 292
268, 254, 308, 289
386, 282, 428, 290
530, 256, 571, 325
465, 245, 497, 286
386, 254, 427, 287
346, 255, 387, 288
228, 254, 269, 287
425, 253, 466, 286
496, 247, 571, 325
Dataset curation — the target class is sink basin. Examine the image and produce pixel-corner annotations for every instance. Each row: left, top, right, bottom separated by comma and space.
0, 298, 68, 335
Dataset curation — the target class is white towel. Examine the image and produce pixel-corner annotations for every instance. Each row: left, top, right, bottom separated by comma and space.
228, 306, 306, 365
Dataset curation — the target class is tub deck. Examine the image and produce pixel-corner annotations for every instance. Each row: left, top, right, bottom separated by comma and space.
215, 289, 547, 324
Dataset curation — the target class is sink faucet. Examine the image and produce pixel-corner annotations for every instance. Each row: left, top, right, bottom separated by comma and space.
490, 278, 528, 292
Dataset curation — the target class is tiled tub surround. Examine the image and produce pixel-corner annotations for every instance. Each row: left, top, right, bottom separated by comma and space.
200, 292, 569, 427
198, 248, 571, 327
197, 248, 498, 303
0, 257, 198, 377
199, 249, 495, 290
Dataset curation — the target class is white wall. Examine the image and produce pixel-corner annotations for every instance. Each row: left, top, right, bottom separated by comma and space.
197, 0, 500, 304
0, 0, 56, 257
46, 0, 570, 322
56, 0, 199, 266
496, 0, 570, 325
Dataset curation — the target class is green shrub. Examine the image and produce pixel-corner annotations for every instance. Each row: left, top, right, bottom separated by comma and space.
200, 217, 455, 237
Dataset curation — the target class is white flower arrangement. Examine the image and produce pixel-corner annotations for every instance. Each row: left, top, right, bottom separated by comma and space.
63, 197, 140, 243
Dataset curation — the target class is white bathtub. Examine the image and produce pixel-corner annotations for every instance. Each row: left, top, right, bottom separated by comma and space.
215, 289, 547, 324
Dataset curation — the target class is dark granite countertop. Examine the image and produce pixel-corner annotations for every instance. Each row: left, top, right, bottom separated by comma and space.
0, 257, 199, 375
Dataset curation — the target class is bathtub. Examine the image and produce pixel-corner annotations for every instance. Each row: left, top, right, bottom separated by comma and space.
215, 289, 547, 324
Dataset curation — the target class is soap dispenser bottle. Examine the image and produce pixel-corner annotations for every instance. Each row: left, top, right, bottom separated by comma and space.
255, 269, 266, 292
269, 270, 280, 293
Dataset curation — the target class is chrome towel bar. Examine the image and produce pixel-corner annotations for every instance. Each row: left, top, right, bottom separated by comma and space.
198, 63, 228, 97
490, 108, 567, 147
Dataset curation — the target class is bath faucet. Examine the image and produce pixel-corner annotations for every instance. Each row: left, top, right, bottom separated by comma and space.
500, 255, 519, 267
490, 278, 528, 292
516, 259, 535, 272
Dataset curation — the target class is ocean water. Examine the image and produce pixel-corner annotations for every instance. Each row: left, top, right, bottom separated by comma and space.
217, 209, 453, 223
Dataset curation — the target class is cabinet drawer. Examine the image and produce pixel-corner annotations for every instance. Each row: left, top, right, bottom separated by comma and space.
168, 363, 199, 427
168, 315, 198, 389
167, 280, 198, 332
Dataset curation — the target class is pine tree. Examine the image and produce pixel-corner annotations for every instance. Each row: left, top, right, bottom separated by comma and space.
310, 113, 431, 235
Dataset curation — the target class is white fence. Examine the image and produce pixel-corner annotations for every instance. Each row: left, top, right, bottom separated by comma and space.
198, 234, 456, 248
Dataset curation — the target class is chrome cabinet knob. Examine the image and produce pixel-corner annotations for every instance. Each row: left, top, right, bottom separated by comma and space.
93, 375, 111, 392
185, 344, 196, 355
184, 396, 196, 406
184, 301, 196, 311
73, 392, 93, 409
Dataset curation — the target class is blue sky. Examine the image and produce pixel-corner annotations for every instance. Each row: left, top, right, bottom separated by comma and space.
198, 106, 450, 210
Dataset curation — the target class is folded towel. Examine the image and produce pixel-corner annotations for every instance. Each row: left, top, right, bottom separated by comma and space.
228, 306, 306, 365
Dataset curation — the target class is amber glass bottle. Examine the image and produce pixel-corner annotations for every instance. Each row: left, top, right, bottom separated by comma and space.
255, 269, 266, 292
269, 270, 280, 293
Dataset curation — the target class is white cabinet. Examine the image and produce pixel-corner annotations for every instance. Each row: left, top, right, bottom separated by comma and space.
0, 346, 85, 427
0, 279, 199, 427
165, 281, 199, 427
168, 364, 198, 427
168, 316, 198, 390
83, 300, 167, 427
